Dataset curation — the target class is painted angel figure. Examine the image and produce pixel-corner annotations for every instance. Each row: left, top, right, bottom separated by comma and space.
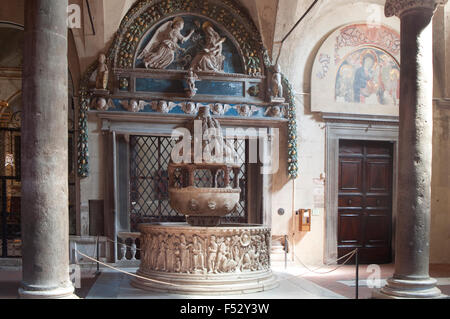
137, 17, 194, 69
191, 22, 226, 72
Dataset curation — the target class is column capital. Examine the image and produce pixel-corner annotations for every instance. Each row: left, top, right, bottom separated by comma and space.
385, 0, 447, 17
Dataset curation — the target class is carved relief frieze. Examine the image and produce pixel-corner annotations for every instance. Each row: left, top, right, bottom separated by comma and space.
139, 224, 271, 275
88, 96, 287, 120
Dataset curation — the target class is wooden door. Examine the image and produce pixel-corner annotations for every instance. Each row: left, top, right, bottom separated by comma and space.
338, 140, 393, 264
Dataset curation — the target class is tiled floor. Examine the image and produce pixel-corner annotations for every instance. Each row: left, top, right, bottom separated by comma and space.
300, 263, 450, 299
86, 265, 345, 299
0, 267, 99, 299
1, 263, 450, 299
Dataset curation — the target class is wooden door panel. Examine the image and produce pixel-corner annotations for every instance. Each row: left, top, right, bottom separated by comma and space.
366, 160, 391, 193
338, 212, 362, 245
365, 143, 392, 156
339, 159, 363, 192
366, 196, 391, 208
365, 213, 390, 244
339, 142, 364, 155
338, 195, 363, 208
338, 140, 393, 264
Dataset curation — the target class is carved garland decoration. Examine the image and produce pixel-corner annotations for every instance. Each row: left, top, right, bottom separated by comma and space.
263, 50, 298, 179
77, 0, 298, 180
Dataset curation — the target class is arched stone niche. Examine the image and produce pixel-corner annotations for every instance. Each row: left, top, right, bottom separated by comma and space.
78, 0, 299, 180
311, 23, 400, 117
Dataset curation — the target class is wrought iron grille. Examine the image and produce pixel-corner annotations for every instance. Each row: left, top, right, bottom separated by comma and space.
0, 127, 21, 257
129, 136, 248, 231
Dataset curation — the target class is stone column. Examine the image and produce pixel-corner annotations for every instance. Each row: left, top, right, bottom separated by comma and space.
19, 0, 75, 298
374, 0, 447, 299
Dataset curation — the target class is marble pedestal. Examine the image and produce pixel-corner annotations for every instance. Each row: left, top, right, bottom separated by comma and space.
131, 223, 278, 295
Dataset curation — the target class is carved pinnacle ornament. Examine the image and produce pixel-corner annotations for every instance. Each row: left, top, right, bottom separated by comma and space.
385, 0, 448, 17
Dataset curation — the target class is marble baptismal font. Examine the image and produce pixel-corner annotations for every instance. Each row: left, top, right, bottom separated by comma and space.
131, 106, 277, 294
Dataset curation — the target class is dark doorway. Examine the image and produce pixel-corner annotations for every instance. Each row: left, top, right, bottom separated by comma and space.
338, 140, 393, 264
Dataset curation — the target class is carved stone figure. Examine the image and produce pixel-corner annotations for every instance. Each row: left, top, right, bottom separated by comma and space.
236, 104, 257, 117
216, 237, 230, 273
95, 53, 109, 90
165, 234, 175, 272
156, 234, 166, 271
181, 102, 198, 114
271, 64, 285, 102
138, 17, 194, 69
90, 97, 114, 111
223, 237, 239, 272
179, 234, 192, 273
192, 235, 206, 272
185, 68, 199, 98
265, 105, 283, 118
95, 97, 107, 111
151, 234, 159, 268
143, 234, 152, 268
151, 100, 175, 113
174, 244, 182, 272
120, 99, 145, 113
231, 235, 242, 268
207, 235, 218, 273
191, 22, 226, 72
210, 103, 230, 116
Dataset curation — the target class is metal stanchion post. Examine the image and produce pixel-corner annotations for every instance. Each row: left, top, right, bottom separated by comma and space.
284, 235, 288, 270
96, 235, 100, 274
355, 248, 359, 299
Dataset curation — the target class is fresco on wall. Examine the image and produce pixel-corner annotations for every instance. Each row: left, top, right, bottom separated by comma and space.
311, 23, 401, 116
335, 47, 400, 106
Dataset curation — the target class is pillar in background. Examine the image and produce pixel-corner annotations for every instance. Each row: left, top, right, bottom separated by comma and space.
374, 0, 447, 299
19, 0, 75, 298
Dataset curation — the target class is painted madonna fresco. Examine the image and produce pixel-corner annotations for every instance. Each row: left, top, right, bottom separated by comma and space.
335, 48, 400, 106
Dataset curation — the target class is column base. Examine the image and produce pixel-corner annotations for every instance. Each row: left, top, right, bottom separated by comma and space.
372, 277, 446, 299
18, 285, 78, 299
